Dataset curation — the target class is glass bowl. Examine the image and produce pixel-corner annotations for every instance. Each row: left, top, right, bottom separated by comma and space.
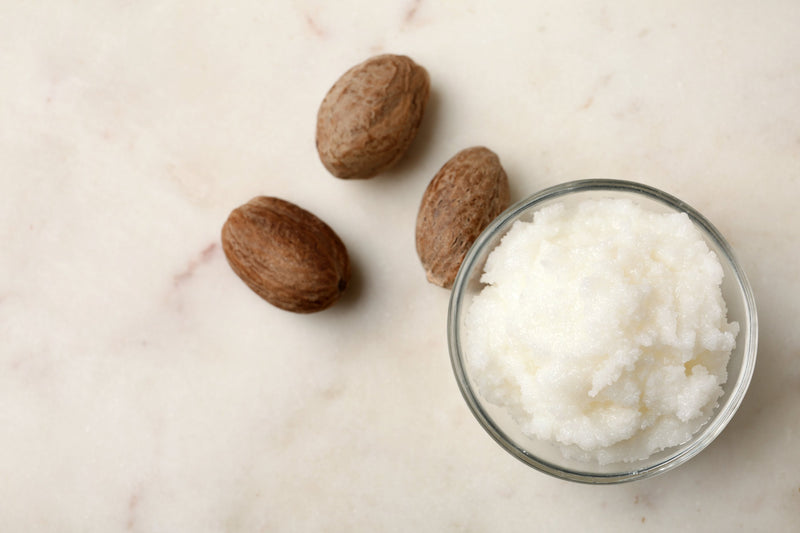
448, 179, 758, 484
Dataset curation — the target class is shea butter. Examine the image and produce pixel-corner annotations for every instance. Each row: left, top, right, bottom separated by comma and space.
463, 198, 739, 464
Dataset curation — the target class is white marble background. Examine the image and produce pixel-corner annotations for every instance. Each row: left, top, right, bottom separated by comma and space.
1, 1, 799, 531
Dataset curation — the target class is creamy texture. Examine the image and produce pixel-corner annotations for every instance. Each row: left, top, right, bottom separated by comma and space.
464, 199, 739, 464
6, 1, 798, 528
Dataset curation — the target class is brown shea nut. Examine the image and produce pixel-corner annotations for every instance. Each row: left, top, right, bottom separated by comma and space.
415, 147, 510, 289
221, 197, 351, 313
316, 54, 430, 180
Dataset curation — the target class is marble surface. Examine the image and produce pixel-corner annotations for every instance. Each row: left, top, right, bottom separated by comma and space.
2, 1, 799, 531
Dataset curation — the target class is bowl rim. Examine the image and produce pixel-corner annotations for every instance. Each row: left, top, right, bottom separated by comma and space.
447, 179, 758, 484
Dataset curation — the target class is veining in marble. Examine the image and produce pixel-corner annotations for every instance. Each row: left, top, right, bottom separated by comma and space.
1, 1, 799, 531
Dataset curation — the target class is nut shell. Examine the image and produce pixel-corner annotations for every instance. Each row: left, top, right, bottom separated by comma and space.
221, 197, 351, 313
415, 147, 510, 288
316, 54, 430, 180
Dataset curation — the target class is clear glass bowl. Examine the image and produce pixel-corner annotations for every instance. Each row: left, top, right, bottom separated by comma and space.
448, 179, 758, 484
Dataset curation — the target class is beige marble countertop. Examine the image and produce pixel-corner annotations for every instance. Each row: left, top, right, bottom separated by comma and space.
2, 1, 799, 531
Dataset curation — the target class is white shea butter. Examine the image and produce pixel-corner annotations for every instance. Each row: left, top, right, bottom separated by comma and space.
464, 199, 739, 464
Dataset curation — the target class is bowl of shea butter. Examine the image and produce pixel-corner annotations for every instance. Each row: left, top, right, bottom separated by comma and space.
448, 179, 757, 483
